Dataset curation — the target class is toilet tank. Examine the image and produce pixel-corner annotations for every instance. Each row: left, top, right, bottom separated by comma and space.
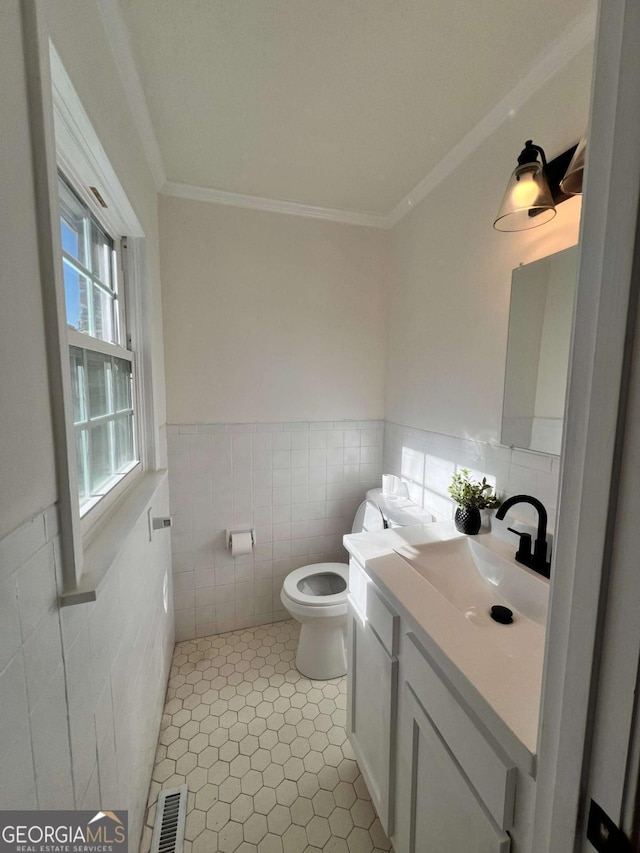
365, 487, 435, 528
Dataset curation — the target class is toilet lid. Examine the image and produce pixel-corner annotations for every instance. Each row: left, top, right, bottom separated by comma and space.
352, 500, 386, 534
282, 562, 348, 606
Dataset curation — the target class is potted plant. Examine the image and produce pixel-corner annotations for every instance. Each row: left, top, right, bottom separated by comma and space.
447, 468, 500, 535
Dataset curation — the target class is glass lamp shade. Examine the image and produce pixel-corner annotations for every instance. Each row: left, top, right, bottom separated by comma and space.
560, 135, 586, 195
493, 161, 556, 232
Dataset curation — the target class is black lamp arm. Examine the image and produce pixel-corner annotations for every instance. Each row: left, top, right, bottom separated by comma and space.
517, 140, 548, 169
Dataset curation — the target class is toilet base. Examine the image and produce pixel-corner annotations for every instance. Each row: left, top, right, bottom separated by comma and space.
295, 619, 347, 680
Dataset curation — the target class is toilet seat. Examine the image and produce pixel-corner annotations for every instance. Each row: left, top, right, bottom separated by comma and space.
280, 491, 435, 679
282, 562, 348, 607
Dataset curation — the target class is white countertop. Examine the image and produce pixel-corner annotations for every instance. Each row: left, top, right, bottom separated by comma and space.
344, 521, 549, 767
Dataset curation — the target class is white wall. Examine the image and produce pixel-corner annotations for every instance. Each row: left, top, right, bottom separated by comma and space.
0, 1, 57, 539
0, 1, 172, 846
385, 45, 592, 444
160, 196, 389, 424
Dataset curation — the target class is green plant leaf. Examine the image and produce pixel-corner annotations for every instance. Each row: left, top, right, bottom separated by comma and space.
448, 468, 500, 509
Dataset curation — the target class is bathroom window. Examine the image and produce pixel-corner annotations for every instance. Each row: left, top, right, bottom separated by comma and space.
57, 172, 140, 518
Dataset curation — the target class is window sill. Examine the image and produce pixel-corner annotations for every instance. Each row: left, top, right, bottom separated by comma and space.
59, 469, 168, 607
79, 460, 141, 522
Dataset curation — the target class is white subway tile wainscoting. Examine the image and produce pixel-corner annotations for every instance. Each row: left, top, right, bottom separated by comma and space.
384, 421, 561, 530
168, 421, 384, 641
168, 419, 561, 641
0, 477, 173, 848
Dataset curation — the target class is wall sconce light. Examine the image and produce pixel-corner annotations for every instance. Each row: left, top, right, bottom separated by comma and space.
493, 139, 580, 232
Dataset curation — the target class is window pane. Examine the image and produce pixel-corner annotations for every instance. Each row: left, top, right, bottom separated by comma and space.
86, 351, 111, 418
89, 423, 112, 493
58, 177, 89, 266
92, 284, 116, 343
59, 172, 123, 347
113, 357, 132, 412
63, 259, 90, 332
61, 219, 80, 259
91, 221, 114, 288
76, 430, 88, 504
69, 347, 87, 423
115, 415, 135, 472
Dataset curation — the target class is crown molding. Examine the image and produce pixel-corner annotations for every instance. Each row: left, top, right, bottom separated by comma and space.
160, 181, 390, 228
386, 4, 597, 227
96, 0, 166, 190
98, 1, 595, 230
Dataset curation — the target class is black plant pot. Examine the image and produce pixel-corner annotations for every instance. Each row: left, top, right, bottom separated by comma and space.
454, 506, 481, 535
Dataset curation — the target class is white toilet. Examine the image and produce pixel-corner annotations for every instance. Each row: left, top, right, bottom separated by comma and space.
281, 489, 434, 679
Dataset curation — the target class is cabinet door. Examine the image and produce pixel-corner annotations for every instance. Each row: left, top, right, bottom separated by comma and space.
394, 682, 510, 853
347, 604, 398, 835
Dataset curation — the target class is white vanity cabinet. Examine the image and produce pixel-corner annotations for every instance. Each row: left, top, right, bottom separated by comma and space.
347, 557, 523, 853
393, 631, 515, 853
346, 559, 399, 835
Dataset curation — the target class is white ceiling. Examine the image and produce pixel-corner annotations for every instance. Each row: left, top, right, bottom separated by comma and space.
119, 0, 594, 216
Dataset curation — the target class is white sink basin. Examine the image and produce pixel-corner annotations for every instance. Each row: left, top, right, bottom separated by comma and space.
393, 536, 549, 628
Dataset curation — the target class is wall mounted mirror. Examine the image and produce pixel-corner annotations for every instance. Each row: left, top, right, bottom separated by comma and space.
501, 245, 578, 455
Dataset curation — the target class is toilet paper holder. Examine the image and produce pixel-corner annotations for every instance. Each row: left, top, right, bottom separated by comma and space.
225, 528, 256, 549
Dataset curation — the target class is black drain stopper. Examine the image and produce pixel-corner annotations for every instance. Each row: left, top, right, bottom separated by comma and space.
490, 605, 514, 624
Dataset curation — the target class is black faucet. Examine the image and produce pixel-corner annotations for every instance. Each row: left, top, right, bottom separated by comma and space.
495, 495, 551, 578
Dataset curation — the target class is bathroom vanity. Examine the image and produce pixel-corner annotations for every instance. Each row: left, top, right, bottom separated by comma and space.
343, 522, 549, 853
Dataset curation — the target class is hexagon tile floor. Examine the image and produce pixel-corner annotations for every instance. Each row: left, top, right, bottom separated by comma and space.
141, 619, 393, 853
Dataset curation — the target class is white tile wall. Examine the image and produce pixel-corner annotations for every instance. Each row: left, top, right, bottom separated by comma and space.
384, 421, 561, 534
167, 421, 384, 640
0, 476, 173, 849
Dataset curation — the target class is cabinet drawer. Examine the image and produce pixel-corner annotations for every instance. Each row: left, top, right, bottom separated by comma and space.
349, 559, 398, 656
404, 632, 516, 830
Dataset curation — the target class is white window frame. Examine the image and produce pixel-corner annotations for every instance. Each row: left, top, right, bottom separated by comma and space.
49, 46, 155, 544
22, 4, 158, 597
57, 171, 141, 525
